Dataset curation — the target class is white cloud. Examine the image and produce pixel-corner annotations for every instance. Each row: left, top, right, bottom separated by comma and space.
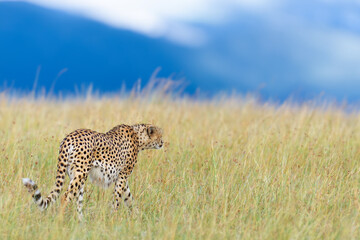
241, 0, 360, 84
308, 30, 360, 83
17, 0, 229, 46
7, 0, 360, 84
18, 0, 275, 46
234, 0, 282, 10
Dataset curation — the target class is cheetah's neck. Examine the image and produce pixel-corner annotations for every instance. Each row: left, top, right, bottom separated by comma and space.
131, 124, 149, 151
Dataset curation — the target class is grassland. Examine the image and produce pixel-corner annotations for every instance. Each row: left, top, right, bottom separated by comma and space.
0, 92, 359, 239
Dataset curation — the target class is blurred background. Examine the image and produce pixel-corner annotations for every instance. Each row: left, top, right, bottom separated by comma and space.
1, 0, 360, 102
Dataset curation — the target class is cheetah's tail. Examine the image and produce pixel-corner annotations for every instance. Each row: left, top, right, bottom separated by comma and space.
22, 175, 64, 211
22, 178, 47, 210
22, 153, 68, 210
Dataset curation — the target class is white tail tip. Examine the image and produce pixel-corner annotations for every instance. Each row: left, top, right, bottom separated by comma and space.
22, 178, 35, 186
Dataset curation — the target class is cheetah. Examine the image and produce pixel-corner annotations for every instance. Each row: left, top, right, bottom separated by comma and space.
22, 124, 163, 219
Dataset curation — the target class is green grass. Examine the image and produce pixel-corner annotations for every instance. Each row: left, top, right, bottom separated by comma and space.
0, 94, 359, 239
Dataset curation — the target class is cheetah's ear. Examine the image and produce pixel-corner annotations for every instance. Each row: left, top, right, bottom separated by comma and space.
147, 126, 156, 137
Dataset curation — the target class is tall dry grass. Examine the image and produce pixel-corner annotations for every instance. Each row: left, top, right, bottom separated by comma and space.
0, 91, 359, 239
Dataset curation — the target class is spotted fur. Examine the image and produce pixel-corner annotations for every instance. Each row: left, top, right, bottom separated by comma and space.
22, 124, 163, 219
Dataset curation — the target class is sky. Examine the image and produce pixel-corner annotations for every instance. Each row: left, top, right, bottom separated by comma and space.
1, 0, 360, 101
19, 0, 360, 81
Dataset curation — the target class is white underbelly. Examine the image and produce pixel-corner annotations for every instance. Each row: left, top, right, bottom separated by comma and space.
88, 166, 117, 188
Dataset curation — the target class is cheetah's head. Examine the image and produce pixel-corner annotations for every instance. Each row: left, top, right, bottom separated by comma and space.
133, 124, 164, 150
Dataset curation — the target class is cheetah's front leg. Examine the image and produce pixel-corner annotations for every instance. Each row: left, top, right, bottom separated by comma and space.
122, 181, 134, 208
113, 173, 136, 213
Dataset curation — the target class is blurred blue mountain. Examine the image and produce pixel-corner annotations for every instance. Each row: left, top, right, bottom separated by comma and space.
0, 2, 359, 102
0, 2, 195, 95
